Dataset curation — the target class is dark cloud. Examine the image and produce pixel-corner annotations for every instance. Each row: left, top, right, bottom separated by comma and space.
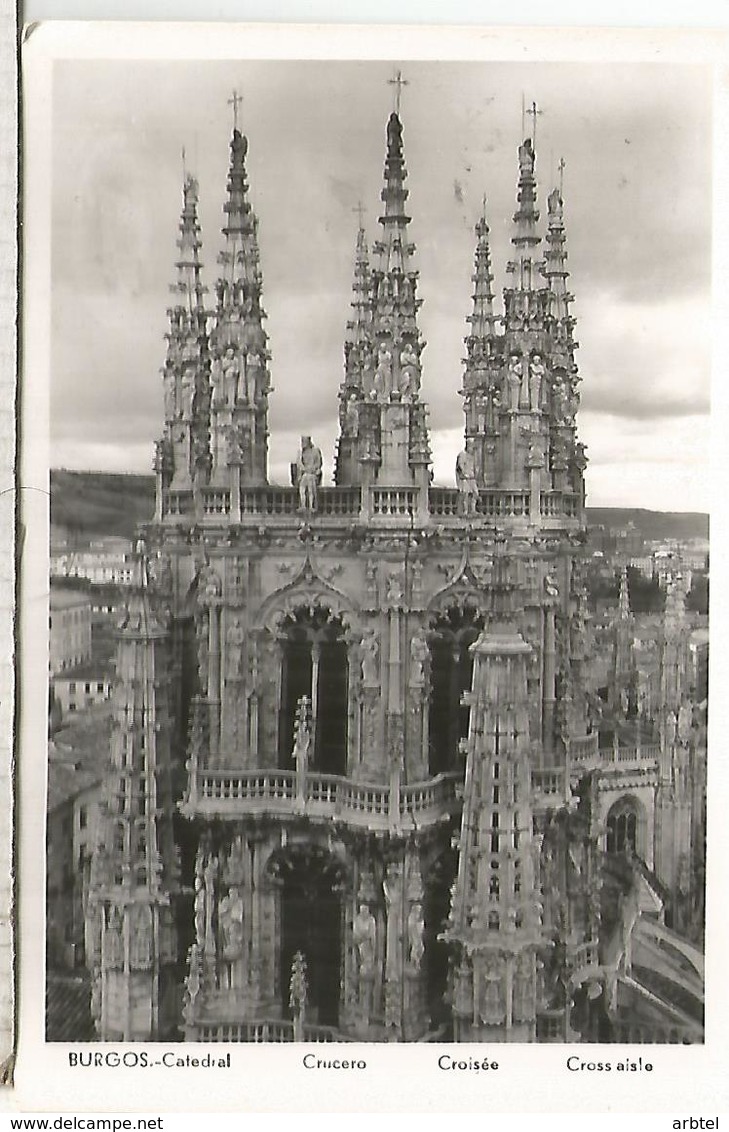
48, 58, 712, 510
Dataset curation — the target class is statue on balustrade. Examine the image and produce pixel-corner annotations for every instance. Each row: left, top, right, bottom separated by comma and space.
455, 442, 479, 517
296, 436, 323, 513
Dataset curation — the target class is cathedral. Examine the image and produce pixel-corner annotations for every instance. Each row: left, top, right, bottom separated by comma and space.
82, 95, 705, 1044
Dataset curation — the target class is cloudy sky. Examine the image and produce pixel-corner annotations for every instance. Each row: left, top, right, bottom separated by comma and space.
49, 57, 712, 510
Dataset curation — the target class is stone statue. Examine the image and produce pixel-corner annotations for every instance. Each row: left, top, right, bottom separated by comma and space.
507, 354, 523, 411
352, 903, 377, 975
518, 138, 535, 176
345, 393, 359, 435
163, 372, 176, 420
529, 354, 546, 410
409, 632, 430, 688
131, 905, 153, 970
387, 112, 403, 151
226, 616, 245, 679
374, 342, 393, 399
296, 435, 323, 512
455, 443, 479, 517
243, 350, 260, 404
210, 356, 224, 408
386, 570, 405, 610
398, 342, 419, 397
360, 631, 380, 688
222, 347, 240, 407
383, 864, 403, 980
218, 886, 244, 961
407, 902, 425, 969
196, 615, 209, 689
292, 697, 311, 779
678, 700, 693, 745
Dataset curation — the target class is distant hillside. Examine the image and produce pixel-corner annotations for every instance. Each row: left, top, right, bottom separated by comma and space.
587, 507, 708, 543
51, 470, 156, 541
50, 469, 709, 545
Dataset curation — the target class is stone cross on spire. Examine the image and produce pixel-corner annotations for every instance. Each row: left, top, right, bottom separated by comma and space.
388, 69, 409, 115
353, 200, 366, 229
228, 89, 243, 130
526, 100, 542, 146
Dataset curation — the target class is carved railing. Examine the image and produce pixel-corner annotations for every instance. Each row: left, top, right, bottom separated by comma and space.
240, 488, 299, 516
566, 732, 600, 764
189, 768, 460, 828
531, 767, 567, 799
429, 488, 532, 519
567, 939, 601, 980
163, 490, 194, 517
195, 1020, 346, 1043
601, 744, 660, 766
371, 488, 418, 517
540, 492, 579, 519
202, 488, 231, 516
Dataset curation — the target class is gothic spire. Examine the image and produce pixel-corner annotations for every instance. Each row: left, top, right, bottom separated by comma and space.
209, 125, 271, 486
468, 208, 497, 342
618, 566, 631, 620
159, 172, 211, 497
370, 112, 423, 348
86, 542, 179, 1039
343, 220, 372, 392
544, 181, 576, 346
506, 137, 543, 294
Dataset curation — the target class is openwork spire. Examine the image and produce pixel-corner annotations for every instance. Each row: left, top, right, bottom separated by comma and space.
343, 221, 372, 392
158, 172, 211, 494
209, 125, 271, 486
507, 138, 542, 293
544, 181, 576, 347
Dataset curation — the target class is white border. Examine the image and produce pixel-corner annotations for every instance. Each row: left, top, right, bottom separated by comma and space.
16, 21, 729, 1115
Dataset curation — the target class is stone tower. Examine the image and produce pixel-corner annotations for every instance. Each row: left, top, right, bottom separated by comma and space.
85, 547, 179, 1040
445, 550, 541, 1041
83, 101, 702, 1045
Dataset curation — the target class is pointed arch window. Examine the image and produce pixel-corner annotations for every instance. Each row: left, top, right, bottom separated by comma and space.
606, 797, 640, 855
277, 607, 349, 776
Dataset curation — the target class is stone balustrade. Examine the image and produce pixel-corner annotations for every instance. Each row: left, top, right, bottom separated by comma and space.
566, 732, 600, 764
162, 483, 580, 525
195, 1020, 345, 1043
186, 767, 461, 829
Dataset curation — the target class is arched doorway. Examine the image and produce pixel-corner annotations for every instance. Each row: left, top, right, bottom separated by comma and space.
277, 607, 349, 775
428, 605, 484, 776
268, 846, 347, 1029
606, 797, 641, 856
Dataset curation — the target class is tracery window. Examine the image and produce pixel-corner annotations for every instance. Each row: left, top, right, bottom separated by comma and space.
428, 605, 484, 775
277, 607, 349, 775
606, 797, 639, 855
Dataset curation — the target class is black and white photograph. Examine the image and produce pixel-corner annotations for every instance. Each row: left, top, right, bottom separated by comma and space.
20, 26, 722, 1106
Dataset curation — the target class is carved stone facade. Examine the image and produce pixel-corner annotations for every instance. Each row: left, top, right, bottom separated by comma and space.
84, 104, 704, 1044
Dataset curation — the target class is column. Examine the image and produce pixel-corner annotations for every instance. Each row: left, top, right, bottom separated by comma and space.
542, 606, 556, 752
310, 640, 321, 761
